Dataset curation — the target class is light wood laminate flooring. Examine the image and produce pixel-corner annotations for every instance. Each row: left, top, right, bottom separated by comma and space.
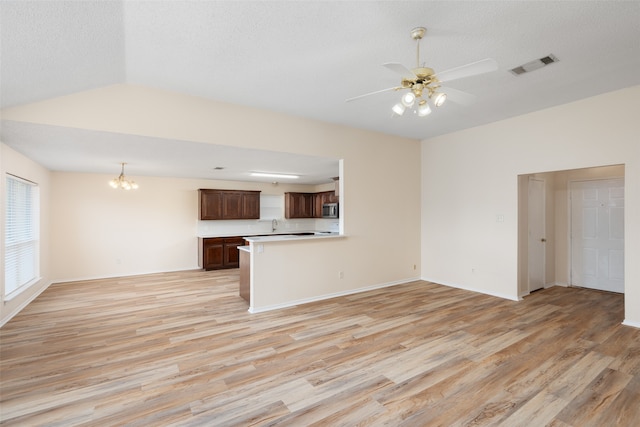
1, 270, 639, 426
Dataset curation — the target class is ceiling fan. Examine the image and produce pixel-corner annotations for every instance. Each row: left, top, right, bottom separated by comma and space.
346, 27, 498, 117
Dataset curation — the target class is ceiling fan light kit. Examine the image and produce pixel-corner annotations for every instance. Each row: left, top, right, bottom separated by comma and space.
347, 26, 498, 119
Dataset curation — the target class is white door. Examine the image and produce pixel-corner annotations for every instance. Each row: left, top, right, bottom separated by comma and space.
528, 177, 546, 292
570, 178, 624, 293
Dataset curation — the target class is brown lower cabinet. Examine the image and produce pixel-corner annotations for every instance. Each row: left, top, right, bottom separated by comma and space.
198, 237, 245, 270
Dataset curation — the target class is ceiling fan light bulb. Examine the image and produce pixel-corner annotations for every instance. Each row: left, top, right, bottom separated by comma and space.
392, 103, 406, 116
433, 92, 447, 107
401, 92, 416, 107
418, 102, 432, 117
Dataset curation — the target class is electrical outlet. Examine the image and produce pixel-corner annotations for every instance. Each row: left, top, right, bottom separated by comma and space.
339, 271, 344, 279
413, 264, 416, 270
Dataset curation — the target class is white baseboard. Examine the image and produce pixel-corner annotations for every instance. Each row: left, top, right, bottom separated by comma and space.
421, 276, 520, 302
248, 277, 421, 314
622, 319, 640, 329
52, 266, 202, 285
546, 282, 569, 288
0, 280, 53, 328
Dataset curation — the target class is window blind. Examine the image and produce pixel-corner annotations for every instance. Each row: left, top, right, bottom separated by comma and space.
5, 174, 39, 295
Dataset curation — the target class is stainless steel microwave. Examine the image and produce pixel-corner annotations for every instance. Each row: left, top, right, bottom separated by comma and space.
322, 203, 339, 218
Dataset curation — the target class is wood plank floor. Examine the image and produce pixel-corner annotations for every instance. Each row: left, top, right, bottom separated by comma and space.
1, 270, 639, 426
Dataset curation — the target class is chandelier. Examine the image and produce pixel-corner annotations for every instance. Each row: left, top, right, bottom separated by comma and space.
109, 163, 139, 190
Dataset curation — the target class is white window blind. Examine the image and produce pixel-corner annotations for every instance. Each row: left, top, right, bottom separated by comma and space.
5, 174, 39, 296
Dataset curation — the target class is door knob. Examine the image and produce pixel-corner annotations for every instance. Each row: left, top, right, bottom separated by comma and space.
541, 238, 547, 242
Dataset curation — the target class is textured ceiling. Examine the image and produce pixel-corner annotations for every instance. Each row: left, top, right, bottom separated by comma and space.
1, 1, 639, 183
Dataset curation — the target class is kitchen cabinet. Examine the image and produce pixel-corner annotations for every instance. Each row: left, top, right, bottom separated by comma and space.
199, 189, 261, 220
223, 237, 244, 267
199, 190, 223, 220
313, 191, 338, 218
199, 237, 246, 270
284, 192, 314, 218
285, 191, 337, 218
199, 238, 224, 270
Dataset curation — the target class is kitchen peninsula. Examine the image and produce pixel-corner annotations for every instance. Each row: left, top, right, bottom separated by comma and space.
239, 232, 344, 312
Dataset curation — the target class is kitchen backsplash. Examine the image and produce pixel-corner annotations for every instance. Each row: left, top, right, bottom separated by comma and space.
197, 218, 339, 237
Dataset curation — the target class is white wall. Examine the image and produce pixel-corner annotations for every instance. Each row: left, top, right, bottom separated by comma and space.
421, 85, 640, 326
0, 144, 52, 326
2, 84, 422, 317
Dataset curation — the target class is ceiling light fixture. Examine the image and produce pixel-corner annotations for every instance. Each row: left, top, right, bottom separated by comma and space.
109, 162, 139, 190
392, 88, 446, 116
389, 28, 450, 117
250, 172, 299, 180
347, 26, 498, 118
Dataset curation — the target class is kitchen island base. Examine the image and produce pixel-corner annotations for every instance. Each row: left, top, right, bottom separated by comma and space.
239, 246, 250, 302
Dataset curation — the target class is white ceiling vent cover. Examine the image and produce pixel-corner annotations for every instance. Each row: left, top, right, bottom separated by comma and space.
510, 54, 559, 75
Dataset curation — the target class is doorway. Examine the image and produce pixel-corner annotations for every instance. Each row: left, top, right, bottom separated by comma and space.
518, 164, 625, 298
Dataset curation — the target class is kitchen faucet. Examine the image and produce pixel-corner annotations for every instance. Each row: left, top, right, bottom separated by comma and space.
272, 219, 278, 232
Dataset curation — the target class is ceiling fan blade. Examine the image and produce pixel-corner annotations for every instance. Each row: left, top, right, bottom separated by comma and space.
383, 62, 416, 77
435, 58, 498, 83
440, 86, 477, 106
345, 86, 400, 102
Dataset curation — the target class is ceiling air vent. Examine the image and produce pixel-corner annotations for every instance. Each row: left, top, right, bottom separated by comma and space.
510, 54, 559, 76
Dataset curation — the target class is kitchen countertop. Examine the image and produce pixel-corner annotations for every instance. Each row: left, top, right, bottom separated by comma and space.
244, 231, 342, 243
198, 230, 338, 239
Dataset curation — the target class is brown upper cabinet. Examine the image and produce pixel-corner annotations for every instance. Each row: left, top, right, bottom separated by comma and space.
199, 189, 261, 220
284, 192, 314, 218
285, 190, 338, 219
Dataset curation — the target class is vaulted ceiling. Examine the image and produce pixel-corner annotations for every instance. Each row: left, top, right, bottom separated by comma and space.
1, 1, 639, 183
